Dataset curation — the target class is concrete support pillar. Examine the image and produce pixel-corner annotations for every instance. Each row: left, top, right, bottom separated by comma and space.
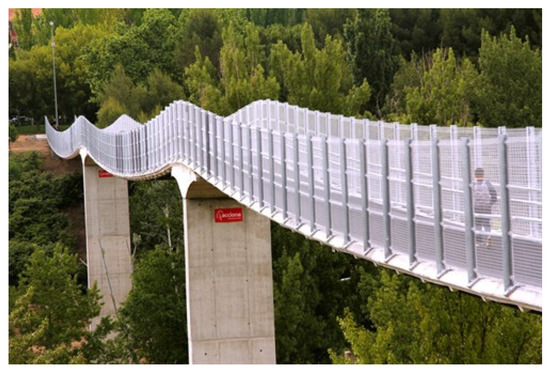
81, 155, 132, 329
172, 165, 276, 364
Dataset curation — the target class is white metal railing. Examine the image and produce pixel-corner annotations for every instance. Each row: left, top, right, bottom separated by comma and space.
46, 99, 542, 310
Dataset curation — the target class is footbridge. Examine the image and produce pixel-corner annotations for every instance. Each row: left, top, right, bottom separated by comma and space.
46, 99, 542, 363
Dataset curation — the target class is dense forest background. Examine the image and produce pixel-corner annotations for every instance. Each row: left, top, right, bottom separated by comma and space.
8, 8, 542, 364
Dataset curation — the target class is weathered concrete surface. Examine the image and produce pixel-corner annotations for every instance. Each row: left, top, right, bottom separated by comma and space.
82, 161, 132, 329
176, 164, 275, 364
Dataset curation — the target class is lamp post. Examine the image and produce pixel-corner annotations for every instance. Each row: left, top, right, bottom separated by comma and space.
49, 21, 59, 129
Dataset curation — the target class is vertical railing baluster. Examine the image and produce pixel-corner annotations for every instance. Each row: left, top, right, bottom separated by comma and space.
219, 118, 226, 186
256, 127, 264, 208
526, 127, 536, 238
228, 121, 234, 189
359, 139, 370, 254
293, 133, 302, 226
247, 125, 253, 200
381, 138, 392, 260
322, 136, 331, 238
431, 126, 445, 275
498, 133, 513, 292
280, 132, 288, 220
184, 104, 190, 162
306, 134, 316, 231
404, 138, 417, 267
462, 138, 476, 284
211, 113, 218, 179
238, 122, 244, 195
268, 129, 275, 212
340, 137, 350, 245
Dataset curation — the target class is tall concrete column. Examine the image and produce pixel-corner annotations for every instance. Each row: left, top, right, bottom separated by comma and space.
82, 156, 132, 329
173, 165, 276, 364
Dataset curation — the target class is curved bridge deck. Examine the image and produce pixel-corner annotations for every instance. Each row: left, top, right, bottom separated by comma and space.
46, 99, 542, 311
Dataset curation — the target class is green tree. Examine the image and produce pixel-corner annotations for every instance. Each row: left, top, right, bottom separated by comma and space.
85, 8, 177, 94
389, 9, 442, 59
475, 27, 541, 128
9, 45, 52, 121
344, 9, 400, 116
185, 21, 279, 115
119, 246, 187, 363
171, 9, 223, 78
405, 48, 478, 126
271, 224, 362, 363
331, 269, 542, 364
129, 179, 184, 257
10, 9, 35, 50
304, 9, 355, 44
96, 64, 183, 126
269, 22, 370, 117
9, 244, 101, 363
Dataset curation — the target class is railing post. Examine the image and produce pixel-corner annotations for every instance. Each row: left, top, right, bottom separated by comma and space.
404, 138, 416, 267
450, 125, 458, 220
322, 136, 331, 238
247, 125, 253, 200
211, 114, 218, 178
237, 122, 244, 194
293, 133, 302, 226
380, 138, 392, 259
198, 109, 204, 170
268, 129, 275, 212
431, 127, 445, 275
358, 139, 370, 254
256, 127, 264, 209
461, 138, 477, 284
184, 104, 190, 162
306, 134, 316, 231
192, 108, 198, 168
498, 133, 513, 292
526, 127, 537, 238
219, 118, 226, 185
228, 121, 234, 188
204, 111, 210, 175
167, 105, 173, 163
339, 138, 350, 245
280, 132, 288, 220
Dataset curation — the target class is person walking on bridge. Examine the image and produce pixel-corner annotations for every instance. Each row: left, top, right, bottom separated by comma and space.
473, 167, 497, 248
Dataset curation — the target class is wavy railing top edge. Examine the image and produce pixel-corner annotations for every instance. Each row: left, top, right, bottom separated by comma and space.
48, 99, 542, 137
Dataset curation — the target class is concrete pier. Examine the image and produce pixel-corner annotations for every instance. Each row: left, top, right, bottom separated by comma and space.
82, 158, 132, 328
174, 165, 276, 364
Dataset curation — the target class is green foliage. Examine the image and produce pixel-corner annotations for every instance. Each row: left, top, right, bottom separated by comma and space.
185, 20, 279, 115
332, 269, 542, 364
96, 64, 184, 126
9, 152, 82, 285
119, 246, 187, 363
271, 224, 363, 363
344, 9, 400, 116
129, 180, 183, 257
405, 48, 479, 126
172, 9, 223, 77
269, 22, 370, 116
475, 27, 542, 128
9, 244, 101, 363
9, 123, 19, 144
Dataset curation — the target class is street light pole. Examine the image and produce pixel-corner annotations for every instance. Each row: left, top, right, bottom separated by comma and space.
49, 21, 59, 129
